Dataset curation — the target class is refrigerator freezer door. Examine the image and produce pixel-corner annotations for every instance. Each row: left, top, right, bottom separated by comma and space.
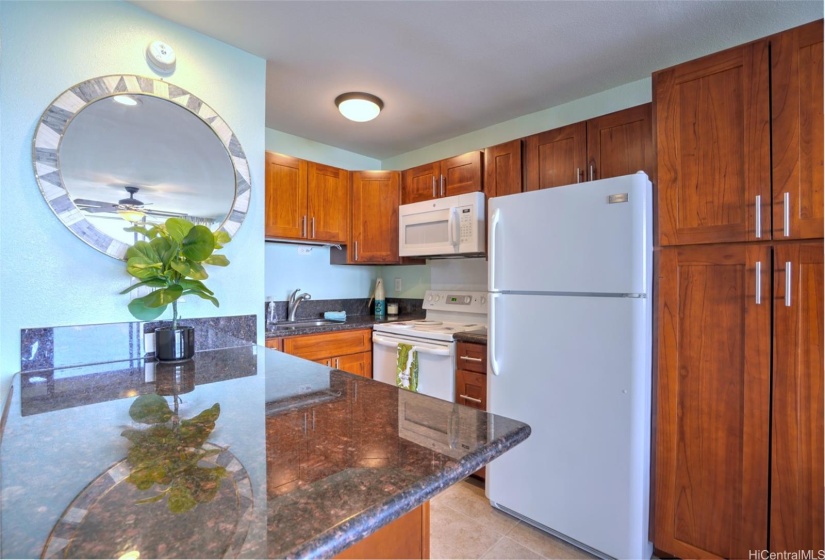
489, 173, 651, 295
487, 293, 652, 560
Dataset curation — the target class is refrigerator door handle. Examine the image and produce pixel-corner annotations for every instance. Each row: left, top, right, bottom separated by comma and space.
490, 293, 501, 375
489, 208, 501, 291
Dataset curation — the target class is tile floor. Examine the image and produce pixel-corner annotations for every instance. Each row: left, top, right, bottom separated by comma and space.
430, 478, 597, 560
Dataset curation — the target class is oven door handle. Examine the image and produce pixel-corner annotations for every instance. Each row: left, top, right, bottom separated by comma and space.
373, 335, 452, 356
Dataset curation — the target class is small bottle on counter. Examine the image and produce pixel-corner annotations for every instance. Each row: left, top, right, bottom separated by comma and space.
374, 278, 386, 317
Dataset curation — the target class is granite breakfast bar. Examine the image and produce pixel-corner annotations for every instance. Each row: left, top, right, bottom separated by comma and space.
0, 343, 530, 559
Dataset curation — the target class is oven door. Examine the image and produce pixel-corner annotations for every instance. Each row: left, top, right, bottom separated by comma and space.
371, 332, 455, 401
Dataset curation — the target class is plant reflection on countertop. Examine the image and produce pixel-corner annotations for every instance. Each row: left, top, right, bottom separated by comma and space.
121, 394, 227, 514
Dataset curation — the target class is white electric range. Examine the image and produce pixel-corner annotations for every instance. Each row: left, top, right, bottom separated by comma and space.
372, 290, 487, 401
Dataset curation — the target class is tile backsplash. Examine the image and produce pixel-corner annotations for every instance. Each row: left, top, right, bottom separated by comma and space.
264, 297, 423, 323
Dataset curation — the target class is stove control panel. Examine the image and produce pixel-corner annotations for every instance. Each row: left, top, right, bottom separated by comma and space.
423, 290, 488, 312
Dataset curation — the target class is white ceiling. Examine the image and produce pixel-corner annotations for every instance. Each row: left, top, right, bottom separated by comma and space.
132, 1, 822, 160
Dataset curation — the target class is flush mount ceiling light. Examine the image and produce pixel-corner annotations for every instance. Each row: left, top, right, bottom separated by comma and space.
112, 95, 139, 106
334, 92, 383, 122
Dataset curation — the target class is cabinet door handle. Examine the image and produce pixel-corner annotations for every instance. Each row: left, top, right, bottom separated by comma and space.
459, 394, 483, 404
335, 358, 340, 368
755, 195, 762, 238
576, 168, 581, 184
432, 176, 436, 198
785, 261, 792, 307
311, 217, 316, 239
302, 215, 307, 238
755, 261, 762, 305
589, 165, 595, 182
460, 355, 483, 362
354, 240, 359, 262
440, 174, 445, 197
783, 192, 790, 237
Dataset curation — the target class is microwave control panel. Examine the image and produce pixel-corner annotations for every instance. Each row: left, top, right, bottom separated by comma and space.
459, 207, 473, 241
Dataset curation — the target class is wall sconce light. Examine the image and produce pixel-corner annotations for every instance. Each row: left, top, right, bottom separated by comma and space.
334, 92, 384, 122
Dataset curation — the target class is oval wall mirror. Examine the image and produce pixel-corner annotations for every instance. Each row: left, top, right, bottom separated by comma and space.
32, 75, 251, 260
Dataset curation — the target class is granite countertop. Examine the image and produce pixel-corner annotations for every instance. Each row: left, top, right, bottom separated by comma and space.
0, 345, 529, 559
453, 328, 488, 344
265, 313, 425, 338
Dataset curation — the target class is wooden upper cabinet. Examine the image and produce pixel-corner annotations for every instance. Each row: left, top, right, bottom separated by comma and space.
771, 20, 824, 241
771, 241, 824, 553
524, 122, 586, 191
655, 41, 772, 246
441, 152, 483, 197
484, 139, 523, 198
586, 103, 653, 182
350, 171, 400, 263
307, 162, 349, 243
401, 162, 439, 205
401, 152, 482, 204
654, 244, 771, 559
264, 152, 349, 243
265, 152, 307, 239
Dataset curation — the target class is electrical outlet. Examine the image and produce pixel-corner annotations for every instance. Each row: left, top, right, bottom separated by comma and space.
144, 332, 156, 354
394, 278, 403, 292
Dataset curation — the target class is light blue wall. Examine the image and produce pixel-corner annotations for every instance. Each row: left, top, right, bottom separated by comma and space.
381, 78, 651, 169
264, 243, 379, 301
266, 128, 380, 171
0, 1, 266, 408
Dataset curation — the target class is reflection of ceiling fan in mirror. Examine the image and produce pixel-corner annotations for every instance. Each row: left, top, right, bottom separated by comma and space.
73, 186, 203, 224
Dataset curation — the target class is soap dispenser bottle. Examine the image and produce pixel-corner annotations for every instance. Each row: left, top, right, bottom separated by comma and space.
374, 278, 386, 318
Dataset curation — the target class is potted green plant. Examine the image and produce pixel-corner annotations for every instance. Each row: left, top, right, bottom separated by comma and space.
121, 217, 231, 361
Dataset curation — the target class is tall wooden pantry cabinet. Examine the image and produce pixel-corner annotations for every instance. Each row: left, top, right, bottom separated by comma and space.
652, 20, 823, 559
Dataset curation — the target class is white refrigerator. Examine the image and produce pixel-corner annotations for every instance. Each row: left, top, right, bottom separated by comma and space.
486, 172, 653, 560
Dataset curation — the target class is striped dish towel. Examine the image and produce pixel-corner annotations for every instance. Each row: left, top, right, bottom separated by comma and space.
396, 343, 419, 392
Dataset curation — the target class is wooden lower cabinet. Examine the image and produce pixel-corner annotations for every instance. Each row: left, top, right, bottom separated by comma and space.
314, 351, 372, 378
770, 242, 824, 553
654, 244, 771, 559
335, 502, 430, 559
270, 328, 373, 378
455, 341, 487, 479
654, 242, 824, 557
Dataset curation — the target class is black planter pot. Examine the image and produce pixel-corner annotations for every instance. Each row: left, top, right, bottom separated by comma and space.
155, 326, 195, 362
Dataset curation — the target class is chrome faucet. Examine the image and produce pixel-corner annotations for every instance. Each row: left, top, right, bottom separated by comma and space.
288, 289, 311, 321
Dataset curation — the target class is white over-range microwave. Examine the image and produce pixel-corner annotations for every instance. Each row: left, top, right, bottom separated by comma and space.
398, 192, 485, 258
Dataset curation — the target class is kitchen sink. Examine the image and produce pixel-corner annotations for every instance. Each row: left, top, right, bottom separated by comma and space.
270, 320, 337, 330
